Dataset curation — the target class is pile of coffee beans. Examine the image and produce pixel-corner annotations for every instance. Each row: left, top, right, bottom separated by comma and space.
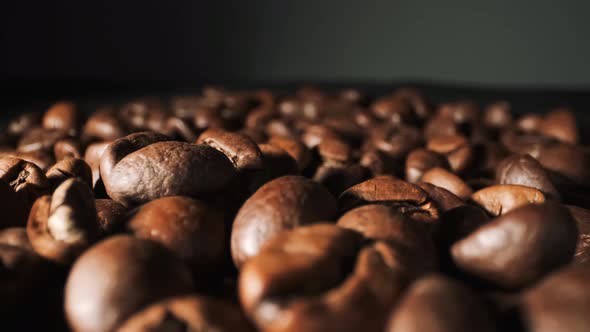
1, 86, 589, 331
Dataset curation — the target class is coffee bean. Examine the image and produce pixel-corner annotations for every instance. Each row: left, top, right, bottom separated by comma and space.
0, 227, 34, 252
53, 138, 83, 160
65, 235, 194, 332
268, 136, 312, 171
496, 154, 560, 201
100, 132, 236, 206
422, 167, 473, 200
45, 157, 92, 190
239, 224, 407, 332
197, 128, 264, 172
539, 108, 579, 144
43, 101, 80, 134
417, 182, 466, 212
427, 134, 473, 174
483, 101, 512, 130
565, 205, 590, 264
405, 148, 450, 183
82, 107, 127, 141
471, 184, 546, 216
386, 275, 497, 332
27, 178, 99, 264
231, 176, 336, 268
127, 196, 225, 273
95, 199, 127, 236
451, 203, 578, 288
521, 265, 590, 332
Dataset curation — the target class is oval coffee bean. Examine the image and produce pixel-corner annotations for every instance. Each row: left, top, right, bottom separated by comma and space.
422, 167, 472, 200
27, 178, 99, 264
197, 128, 264, 172
565, 205, 590, 264
451, 203, 578, 288
231, 175, 336, 268
496, 154, 560, 201
405, 148, 450, 183
127, 196, 225, 272
65, 235, 194, 332
471, 184, 545, 216
386, 275, 497, 332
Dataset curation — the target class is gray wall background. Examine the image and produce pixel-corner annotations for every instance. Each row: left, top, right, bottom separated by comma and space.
2, 0, 590, 87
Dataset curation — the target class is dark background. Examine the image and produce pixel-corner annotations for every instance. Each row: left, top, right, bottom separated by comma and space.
1, 1, 590, 113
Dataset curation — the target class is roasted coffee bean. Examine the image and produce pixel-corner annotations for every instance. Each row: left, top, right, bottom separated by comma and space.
43, 101, 80, 133
18, 127, 70, 154
197, 129, 264, 172
370, 124, 423, 160
451, 203, 577, 288
386, 275, 497, 332
313, 163, 367, 196
427, 134, 473, 174
231, 176, 336, 268
0, 157, 49, 224
127, 196, 225, 272
268, 136, 312, 171
0, 149, 55, 171
565, 205, 590, 264
239, 224, 408, 332
471, 184, 545, 216
338, 176, 439, 222
163, 116, 198, 142
100, 132, 235, 206
521, 265, 590, 332
517, 113, 544, 133
116, 295, 255, 332
120, 98, 169, 132
301, 124, 340, 149
0, 227, 34, 252
65, 235, 194, 332
535, 142, 590, 186
53, 138, 83, 160
496, 154, 560, 200
27, 178, 99, 264
45, 157, 93, 190
405, 148, 450, 183
82, 107, 127, 141
539, 108, 579, 144
337, 204, 436, 276
422, 167, 472, 200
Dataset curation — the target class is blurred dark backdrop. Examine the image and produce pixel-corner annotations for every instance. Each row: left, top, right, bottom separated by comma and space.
2, 0, 590, 86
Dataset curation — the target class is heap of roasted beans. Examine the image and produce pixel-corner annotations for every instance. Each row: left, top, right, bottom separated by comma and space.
0, 86, 588, 332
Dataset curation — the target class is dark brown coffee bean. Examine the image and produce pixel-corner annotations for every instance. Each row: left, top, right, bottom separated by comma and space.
451, 203, 578, 288
424, 114, 459, 140
371, 95, 417, 125
338, 176, 439, 222
65, 235, 194, 332
520, 265, 590, 332
496, 154, 560, 201
197, 129, 264, 172
422, 167, 472, 200
0, 227, 34, 252
43, 101, 80, 133
120, 98, 169, 132
417, 182, 466, 212
54, 138, 83, 160
483, 101, 512, 130
95, 199, 127, 236
565, 205, 590, 264
193, 106, 227, 131
231, 176, 336, 268
127, 196, 225, 272
27, 178, 99, 264
405, 148, 450, 183
337, 204, 436, 276
239, 224, 407, 332
539, 108, 579, 144
45, 157, 93, 190
163, 117, 198, 142
170, 95, 205, 119
386, 275, 497, 332
301, 124, 340, 149
0, 157, 49, 223
100, 132, 235, 206
427, 134, 473, 174
18, 127, 70, 154
317, 137, 352, 164
82, 107, 127, 141
116, 295, 255, 332
0, 149, 55, 171
471, 184, 546, 216
268, 136, 312, 171
535, 142, 590, 186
